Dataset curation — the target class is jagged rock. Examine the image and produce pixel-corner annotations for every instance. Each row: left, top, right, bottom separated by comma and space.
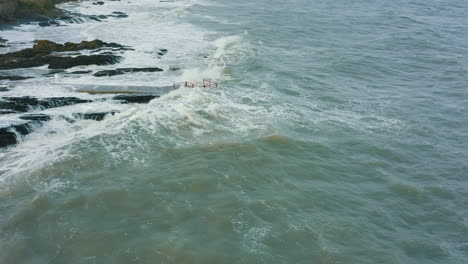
93, 67, 163, 77
113, 94, 159, 104
47, 55, 121, 69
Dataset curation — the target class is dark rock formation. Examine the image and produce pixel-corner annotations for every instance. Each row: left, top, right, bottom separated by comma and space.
0, 75, 33, 80
0, 56, 50, 70
70, 70, 92, 74
0, 86, 10, 92
0, 127, 18, 147
110, 11, 127, 18
93, 67, 163, 77
157, 49, 168, 56
0, 96, 91, 113
113, 94, 159, 104
0, 121, 41, 148
73, 111, 117, 121
19, 113, 51, 121
33, 39, 124, 53
0, 40, 124, 70
47, 54, 121, 69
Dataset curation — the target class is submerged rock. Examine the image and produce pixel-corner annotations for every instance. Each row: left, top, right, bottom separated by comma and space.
93, 67, 163, 77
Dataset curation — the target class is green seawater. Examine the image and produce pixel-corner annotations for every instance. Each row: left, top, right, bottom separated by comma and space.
0, 0, 467, 263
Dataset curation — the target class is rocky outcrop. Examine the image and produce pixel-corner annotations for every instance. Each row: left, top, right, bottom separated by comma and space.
0, 121, 41, 147
0, 40, 124, 70
0, 75, 33, 80
113, 94, 159, 104
47, 54, 121, 69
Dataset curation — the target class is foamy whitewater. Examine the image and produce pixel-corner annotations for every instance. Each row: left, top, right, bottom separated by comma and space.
0, 0, 467, 263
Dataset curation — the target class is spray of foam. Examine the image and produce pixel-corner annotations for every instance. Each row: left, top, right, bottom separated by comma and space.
179, 66, 225, 83
0, 83, 285, 187
178, 33, 253, 83
210, 33, 253, 66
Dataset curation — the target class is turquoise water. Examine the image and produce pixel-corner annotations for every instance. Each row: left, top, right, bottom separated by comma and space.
1, 0, 467, 263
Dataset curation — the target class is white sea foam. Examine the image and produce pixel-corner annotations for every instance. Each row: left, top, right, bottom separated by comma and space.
0, 0, 281, 189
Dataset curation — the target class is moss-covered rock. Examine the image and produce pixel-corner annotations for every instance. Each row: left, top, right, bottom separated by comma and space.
0, 39, 125, 70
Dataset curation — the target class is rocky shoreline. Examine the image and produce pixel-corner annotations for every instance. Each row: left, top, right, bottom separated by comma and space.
1, 0, 176, 149
0, 94, 158, 148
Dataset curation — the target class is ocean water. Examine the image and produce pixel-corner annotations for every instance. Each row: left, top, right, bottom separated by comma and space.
1, 0, 467, 263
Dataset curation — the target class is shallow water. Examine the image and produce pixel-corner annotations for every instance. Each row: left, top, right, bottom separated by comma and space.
0, 0, 467, 263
